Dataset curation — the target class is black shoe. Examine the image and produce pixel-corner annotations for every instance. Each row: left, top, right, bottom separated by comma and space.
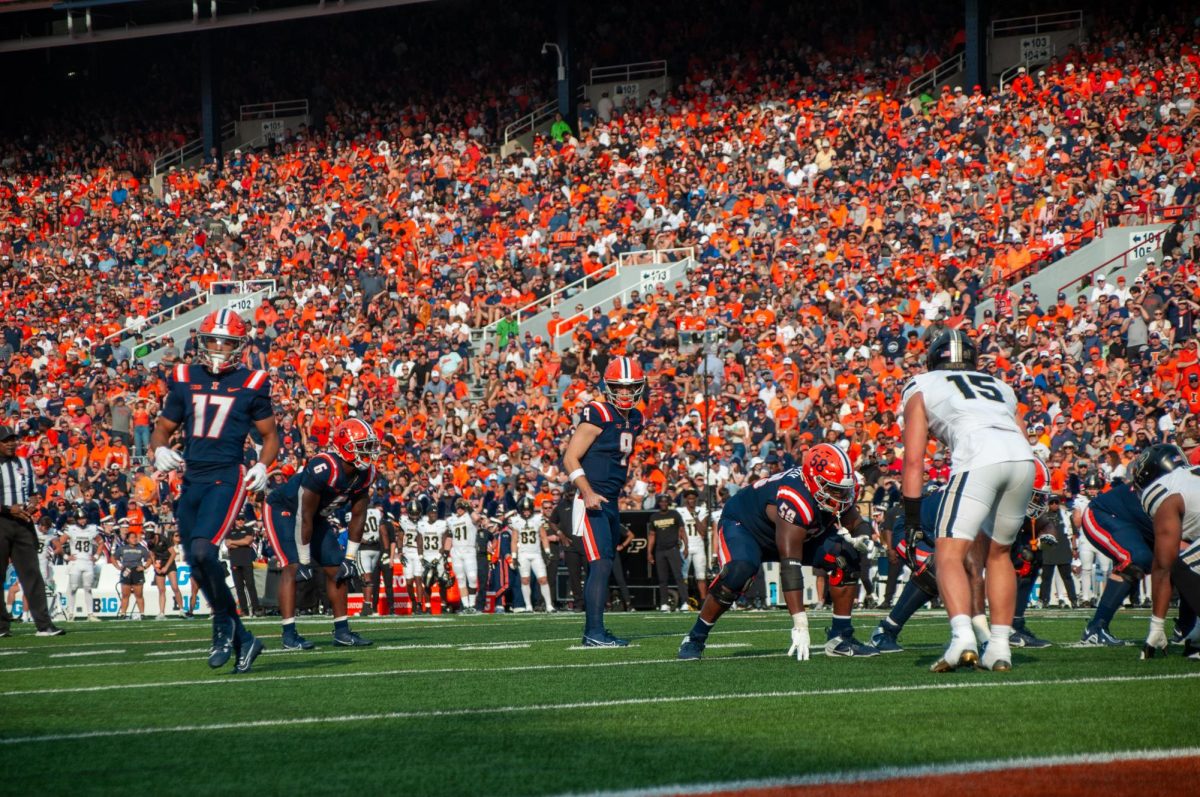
233, 636, 265, 674
0, 629, 11, 638
36, 625, 66, 637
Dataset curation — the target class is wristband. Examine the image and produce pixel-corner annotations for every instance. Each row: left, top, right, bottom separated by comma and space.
345, 540, 360, 559
568, 468, 586, 484
1150, 615, 1166, 629
298, 543, 311, 565
792, 612, 809, 632
903, 496, 923, 529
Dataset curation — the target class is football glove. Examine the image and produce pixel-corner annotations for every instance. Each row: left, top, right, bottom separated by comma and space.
242, 462, 269, 493
153, 446, 184, 473
787, 614, 811, 661
336, 558, 361, 584
903, 525, 927, 571
294, 563, 315, 582
1141, 616, 1168, 659
1037, 533, 1058, 547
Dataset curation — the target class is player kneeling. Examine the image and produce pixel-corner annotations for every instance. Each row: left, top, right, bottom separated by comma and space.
678, 444, 878, 661
264, 419, 379, 650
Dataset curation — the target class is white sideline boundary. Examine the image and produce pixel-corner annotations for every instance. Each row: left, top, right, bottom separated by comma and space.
553, 746, 1200, 797
1, 672, 1196, 745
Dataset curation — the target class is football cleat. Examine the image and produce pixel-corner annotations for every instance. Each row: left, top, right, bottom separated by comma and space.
35, 625, 66, 637
1184, 641, 1200, 661
208, 620, 235, 669
824, 629, 880, 657
1009, 628, 1051, 649
233, 636, 265, 674
1080, 627, 1125, 647
979, 644, 1013, 671
281, 631, 316, 651
870, 628, 904, 654
931, 638, 979, 672
582, 630, 629, 648
677, 635, 706, 660
1170, 623, 1190, 645
332, 629, 373, 647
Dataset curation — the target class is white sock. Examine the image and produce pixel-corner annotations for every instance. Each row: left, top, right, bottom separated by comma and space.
989, 624, 1012, 650
68, 591, 76, 618
971, 614, 991, 646
282, 618, 295, 628
82, 590, 93, 614
950, 614, 973, 642
540, 583, 554, 609
520, 583, 533, 609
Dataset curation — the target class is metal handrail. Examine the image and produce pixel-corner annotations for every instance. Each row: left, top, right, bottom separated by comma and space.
210, 279, 278, 296
992, 222, 1103, 288
617, 246, 695, 267
152, 120, 236, 177
998, 44, 1057, 92
905, 52, 965, 98
134, 282, 279, 357
476, 261, 620, 338
103, 291, 208, 344
1058, 227, 1169, 297
239, 99, 309, 121
589, 60, 667, 83
502, 85, 587, 146
990, 9, 1083, 38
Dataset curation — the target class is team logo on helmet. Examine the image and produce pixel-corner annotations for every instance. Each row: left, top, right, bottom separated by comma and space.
331, 418, 380, 471
1027, 456, 1051, 518
196, 309, 248, 374
801, 443, 856, 514
602, 356, 645, 411
926, 330, 977, 372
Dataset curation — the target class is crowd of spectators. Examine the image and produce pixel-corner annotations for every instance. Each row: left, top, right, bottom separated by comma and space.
3, 0, 1200, 593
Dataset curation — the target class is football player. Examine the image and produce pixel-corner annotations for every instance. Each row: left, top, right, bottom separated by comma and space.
676, 490, 709, 602
1128, 444, 1200, 660
150, 308, 279, 674
872, 459, 1053, 653
263, 418, 378, 650
1077, 476, 1154, 646
446, 500, 480, 610
510, 496, 555, 613
1072, 475, 1110, 608
61, 508, 101, 622
417, 506, 448, 612
678, 444, 879, 661
357, 500, 389, 616
563, 356, 645, 647
901, 330, 1036, 672
396, 500, 427, 613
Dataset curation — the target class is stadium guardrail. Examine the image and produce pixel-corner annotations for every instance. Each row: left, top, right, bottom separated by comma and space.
239, 99, 309, 121
102, 291, 209, 345
905, 52, 964, 98
989, 9, 1083, 38
152, 120, 236, 177
589, 60, 667, 83
998, 45, 1057, 92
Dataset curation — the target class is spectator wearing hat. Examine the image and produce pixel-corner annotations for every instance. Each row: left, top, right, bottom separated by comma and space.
0, 425, 64, 637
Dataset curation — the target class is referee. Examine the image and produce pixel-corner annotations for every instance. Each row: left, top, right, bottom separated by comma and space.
0, 425, 64, 637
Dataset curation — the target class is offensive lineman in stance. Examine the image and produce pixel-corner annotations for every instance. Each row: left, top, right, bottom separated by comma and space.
563, 357, 645, 647
678, 444, 878, 660
151, 309, 279, 674
901, 331, 1035, 672
263, 419, 378, 650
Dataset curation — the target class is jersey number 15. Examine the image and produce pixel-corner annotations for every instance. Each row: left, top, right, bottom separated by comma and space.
947, 374, 1003, 403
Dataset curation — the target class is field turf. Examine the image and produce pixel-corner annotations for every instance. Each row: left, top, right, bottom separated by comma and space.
0, 608, 1195, 796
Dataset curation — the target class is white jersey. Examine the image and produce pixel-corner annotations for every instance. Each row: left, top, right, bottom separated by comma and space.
902, 369, 1033, 472
417, 518, 446, 559
676, 505, 708, 543
398, 516, 421, 550
362, 507, 384, 545
446, 512, 477, 549
1141, 467, 1200, 543
510, 514, 546, 553
64, 524, 100, 567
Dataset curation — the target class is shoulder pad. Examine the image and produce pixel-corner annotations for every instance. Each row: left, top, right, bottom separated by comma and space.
581, 400, 614, 425
243, 370, 269, 390
173, 364, 190, 384
901, 375, 922, 400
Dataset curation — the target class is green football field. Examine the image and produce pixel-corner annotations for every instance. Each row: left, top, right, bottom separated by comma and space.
0, 608, 1195, 796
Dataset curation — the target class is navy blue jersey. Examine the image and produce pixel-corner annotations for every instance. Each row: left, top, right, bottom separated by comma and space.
722, 467, 835, 548
161, 363, 273, 480
267, 452, 375, 519
577, 400, 644, 499
1088, 483, 1153, 540
891, 490, 944, 538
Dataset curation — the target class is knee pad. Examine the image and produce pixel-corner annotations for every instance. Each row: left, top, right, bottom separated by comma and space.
709, 561, 758, 607
818, 539, 861, 587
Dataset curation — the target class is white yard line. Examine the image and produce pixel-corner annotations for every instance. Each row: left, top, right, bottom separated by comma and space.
555, 746, 1200, 797
1, 672, 1195, 744
48, 649, 125, 658
458, 643, 531, 651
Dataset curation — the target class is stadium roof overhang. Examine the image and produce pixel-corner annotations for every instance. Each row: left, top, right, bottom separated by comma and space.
0, 0, 438, 53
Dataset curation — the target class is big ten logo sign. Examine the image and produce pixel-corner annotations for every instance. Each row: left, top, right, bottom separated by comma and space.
640, 268, 669, 290
91, 596, 121, 614
177, 565, 192, 587
615, 82, 640, 101
1020, 35, 1051, 64
1129, 231, 1159, 261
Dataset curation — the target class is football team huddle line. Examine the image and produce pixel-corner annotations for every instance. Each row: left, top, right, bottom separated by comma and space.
126, 310, 1200, 672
